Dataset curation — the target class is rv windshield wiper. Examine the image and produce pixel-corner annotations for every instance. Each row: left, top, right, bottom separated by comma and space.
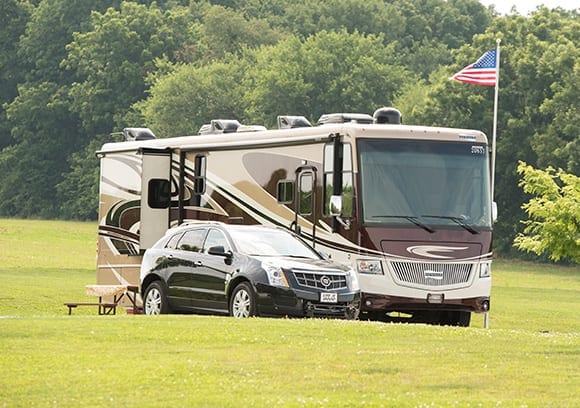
372, 215, 435, 233
421, 215, 479, 235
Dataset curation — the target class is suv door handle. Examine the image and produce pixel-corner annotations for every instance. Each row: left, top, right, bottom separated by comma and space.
195, 260, 203, 266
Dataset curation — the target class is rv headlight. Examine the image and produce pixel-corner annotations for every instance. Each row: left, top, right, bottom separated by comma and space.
263, 264, 289, 287
479, 262, 492, 278
356, 259, 383, 275
347, 269, 360, 291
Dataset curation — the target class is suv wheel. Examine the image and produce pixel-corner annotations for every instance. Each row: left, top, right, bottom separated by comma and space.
229, 282, 257, 318
143, 281, 170, 315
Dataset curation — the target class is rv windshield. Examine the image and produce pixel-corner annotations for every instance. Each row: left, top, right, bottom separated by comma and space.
358, 139, 492, 229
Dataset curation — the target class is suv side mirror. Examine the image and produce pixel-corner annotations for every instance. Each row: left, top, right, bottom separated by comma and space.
208, 246, 232, 258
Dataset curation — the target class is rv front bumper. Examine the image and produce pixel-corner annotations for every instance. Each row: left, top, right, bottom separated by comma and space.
361, 292, 490, 314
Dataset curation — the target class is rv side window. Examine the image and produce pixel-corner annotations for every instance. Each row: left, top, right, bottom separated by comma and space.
299, 173, 313, 215
194, 155, 206, 195
323, 143, 353, 216
277, 180, 294, 204
148, 179, 171, 209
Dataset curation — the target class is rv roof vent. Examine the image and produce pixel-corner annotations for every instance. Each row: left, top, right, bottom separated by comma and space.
198, 119, 241, 135
237, 125, 267, 133
123, 127, 156, 141
277, 115, 312, 129
198, 124, 212, 134
373, 107, 402, 124
317, 113, 374, 125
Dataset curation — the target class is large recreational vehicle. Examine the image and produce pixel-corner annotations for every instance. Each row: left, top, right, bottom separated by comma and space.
96, 108, 493, 326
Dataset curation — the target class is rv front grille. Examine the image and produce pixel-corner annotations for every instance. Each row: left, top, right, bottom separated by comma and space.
292, 270, 347, 290
391, 262, 473, 287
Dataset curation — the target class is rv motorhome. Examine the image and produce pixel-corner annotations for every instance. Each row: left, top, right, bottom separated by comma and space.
96, 108, 493, 326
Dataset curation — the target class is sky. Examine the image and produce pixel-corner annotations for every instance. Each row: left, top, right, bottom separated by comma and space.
479, 0, 578, 15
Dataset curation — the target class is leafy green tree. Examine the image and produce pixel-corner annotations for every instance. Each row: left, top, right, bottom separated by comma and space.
199, 5, 283, 61
0, 0, 32, 149
514, 161, 579, 263
532, 40, 579, 175
0, 0, 118, 218
18, 0, 115, 83
139, 30, 415, 133
0, 82, 82, 217
56, 137, 106, 220
136, 60, 247, 136
63, 2, 183, 135
243, 30, 414, 127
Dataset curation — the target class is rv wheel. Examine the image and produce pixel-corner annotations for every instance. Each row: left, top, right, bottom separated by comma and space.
229, 282, 257, 318
143, 281, 170, 315
439, 311, 471, 327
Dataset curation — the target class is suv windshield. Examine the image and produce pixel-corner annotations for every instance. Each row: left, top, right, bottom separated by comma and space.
229, 228, 320, 258
358, 139, 492, 229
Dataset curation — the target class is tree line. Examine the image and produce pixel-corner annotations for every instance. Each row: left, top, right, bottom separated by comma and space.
0, 0, 577, 260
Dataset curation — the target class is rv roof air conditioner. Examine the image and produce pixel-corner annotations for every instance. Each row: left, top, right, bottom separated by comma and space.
122, 127, 156, 141
317, 113, 374, 125
277, 115, 312, 129
198, 119, 241, 135
237, 125, 267, 132
198, 119, 268, 135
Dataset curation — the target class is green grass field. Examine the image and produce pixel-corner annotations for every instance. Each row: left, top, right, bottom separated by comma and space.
0, 218, 578, 407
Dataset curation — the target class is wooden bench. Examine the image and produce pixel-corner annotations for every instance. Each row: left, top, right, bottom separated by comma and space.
64, 302, 118, 315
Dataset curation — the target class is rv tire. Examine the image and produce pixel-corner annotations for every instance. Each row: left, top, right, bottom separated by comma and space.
439, 311, 471, 327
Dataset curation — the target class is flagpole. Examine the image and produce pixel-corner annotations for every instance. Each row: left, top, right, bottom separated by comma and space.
490, 38, 501, 200
485, 39, 500, 331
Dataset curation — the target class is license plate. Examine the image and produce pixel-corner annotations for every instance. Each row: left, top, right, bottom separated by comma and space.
320, 292, 338, 303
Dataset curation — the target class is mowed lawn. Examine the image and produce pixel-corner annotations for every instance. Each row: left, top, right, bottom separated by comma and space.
0, 218, 578, 407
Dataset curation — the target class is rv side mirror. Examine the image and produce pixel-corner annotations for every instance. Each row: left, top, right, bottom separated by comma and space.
492, 201, 498, 223
329, 195, 342, 216
194, 155, 206, 195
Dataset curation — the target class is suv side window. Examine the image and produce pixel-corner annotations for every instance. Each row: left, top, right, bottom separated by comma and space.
165, 232, 183, 249
203, 229, 230, 253
177, 229, 206, 252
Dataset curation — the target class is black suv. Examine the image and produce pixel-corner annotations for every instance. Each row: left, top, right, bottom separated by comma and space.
139, 222, 360, 319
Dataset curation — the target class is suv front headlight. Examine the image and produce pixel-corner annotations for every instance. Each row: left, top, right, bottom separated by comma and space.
263, 263, 289, 287
347, 269, 360, 291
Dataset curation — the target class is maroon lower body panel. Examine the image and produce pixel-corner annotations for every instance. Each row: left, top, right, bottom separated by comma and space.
361, 292, 490, 313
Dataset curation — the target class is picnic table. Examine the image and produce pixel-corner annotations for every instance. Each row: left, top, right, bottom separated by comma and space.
65, 284, 140, 315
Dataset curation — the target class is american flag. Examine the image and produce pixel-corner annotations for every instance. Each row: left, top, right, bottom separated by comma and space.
450, 50, 498, 87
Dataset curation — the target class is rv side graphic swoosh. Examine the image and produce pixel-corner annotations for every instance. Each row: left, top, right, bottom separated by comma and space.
406, 245, 469, 260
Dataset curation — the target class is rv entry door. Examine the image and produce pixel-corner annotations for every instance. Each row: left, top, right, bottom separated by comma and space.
140, 148, 171, 250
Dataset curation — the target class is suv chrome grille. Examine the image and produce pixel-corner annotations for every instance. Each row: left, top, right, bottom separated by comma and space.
391, 262, 473, 287
293, 270, 347, 290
